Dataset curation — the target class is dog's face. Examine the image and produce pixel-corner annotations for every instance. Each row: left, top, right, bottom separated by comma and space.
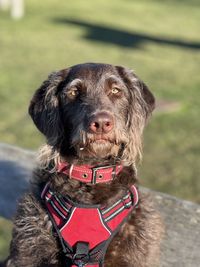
29, 63, 155, 163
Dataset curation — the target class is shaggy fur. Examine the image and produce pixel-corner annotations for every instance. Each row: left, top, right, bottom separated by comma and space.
6, 63, 163, 267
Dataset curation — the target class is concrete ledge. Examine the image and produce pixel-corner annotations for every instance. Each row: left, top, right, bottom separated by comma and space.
0, 143, 199, 267
0, 143, 35, 219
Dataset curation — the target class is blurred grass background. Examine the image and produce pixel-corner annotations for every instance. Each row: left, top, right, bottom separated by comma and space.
0, 0, 200, 260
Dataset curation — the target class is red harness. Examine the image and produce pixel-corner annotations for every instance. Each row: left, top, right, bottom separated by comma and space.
41, 163, 139, 267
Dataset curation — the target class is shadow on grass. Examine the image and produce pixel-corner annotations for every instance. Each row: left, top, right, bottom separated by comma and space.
53, 18, 200, 50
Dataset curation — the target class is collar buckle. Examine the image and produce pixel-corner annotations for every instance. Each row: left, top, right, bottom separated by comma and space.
91, 164, 117, 184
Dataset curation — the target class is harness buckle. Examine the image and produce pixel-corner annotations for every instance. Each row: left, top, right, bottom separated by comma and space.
72, 242, 90, 266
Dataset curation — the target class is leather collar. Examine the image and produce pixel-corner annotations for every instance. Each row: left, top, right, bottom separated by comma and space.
57, 162, 123, 184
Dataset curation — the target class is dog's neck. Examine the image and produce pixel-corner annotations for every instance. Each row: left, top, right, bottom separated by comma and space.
56, 160, 123, 184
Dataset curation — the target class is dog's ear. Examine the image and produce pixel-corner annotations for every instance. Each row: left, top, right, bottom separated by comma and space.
115, 66, 155, 118
115, 66, 155, 163
29, 69, 69, 142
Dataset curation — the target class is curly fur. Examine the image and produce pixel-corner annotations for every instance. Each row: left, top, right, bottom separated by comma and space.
6, 63, 163, 267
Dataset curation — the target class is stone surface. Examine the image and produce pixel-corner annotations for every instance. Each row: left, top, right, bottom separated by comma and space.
0, 143, 199, 266
0, 143, 35, 219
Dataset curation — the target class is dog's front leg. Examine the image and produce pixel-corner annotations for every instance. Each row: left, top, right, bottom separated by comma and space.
6, 193, 61, 267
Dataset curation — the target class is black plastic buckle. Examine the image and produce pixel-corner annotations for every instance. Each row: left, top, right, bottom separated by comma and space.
72, 242, 90, 266
72, 258, 85, 267
91, 164, 116, 184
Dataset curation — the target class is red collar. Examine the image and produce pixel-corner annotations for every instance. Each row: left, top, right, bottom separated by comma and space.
57, 162, 123, 184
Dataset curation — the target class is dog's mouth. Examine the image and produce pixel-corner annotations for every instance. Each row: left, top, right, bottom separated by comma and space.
80, 135, 115, 149
73, 132, 122, 159
89, 134, 114, 143
70, 125, 128, 160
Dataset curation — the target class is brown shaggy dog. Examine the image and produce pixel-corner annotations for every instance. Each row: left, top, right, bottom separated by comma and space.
6, 63, 163, 267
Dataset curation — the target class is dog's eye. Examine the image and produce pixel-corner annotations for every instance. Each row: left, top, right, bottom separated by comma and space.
111, 87, 121, 94
67, 88, 79, 99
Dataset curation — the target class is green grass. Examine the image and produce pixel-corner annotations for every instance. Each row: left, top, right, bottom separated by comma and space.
0, 0, 200, 260
0, 218, 12, 261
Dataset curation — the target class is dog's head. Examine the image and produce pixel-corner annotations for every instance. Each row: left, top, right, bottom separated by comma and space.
29, 63, 155, 165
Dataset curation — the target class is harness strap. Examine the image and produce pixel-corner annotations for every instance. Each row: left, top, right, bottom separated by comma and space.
101, 185, 138, 222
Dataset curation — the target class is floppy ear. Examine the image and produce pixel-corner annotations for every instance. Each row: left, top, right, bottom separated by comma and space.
135, 77, 155, 117
116, 66, 155, 163
116, 66, 155, 118
29, 69, 69, 143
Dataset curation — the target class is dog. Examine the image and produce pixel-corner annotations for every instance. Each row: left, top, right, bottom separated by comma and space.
6, 63, 163, 267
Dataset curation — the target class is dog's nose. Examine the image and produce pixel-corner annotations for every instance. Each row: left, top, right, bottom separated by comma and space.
89, 112, 114, 134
